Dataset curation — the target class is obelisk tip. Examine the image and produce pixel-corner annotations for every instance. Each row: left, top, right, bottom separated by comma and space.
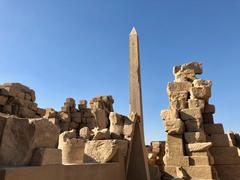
130, 27, 137, 35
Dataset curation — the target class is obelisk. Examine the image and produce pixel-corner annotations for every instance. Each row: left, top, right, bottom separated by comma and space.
127, 27, 150, 180
129, 27, 144, 129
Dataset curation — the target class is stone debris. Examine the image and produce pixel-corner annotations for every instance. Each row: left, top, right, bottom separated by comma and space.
0, 83, 45, 118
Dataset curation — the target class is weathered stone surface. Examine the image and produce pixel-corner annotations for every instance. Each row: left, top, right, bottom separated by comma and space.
109, 112, 124, 139
180, 108, 202, 121
186, 142, 212, 152
84, 140, 118, 163
174, 69, 196, 82
160, 109, 178, 121
163, 155, 189, 166
193, 79, 212, 87
184, 131, 206, 143
78, 99, 87, 109
58, 130, 85, 165
30, 148, 62, 166
92, 108, 108, 129
190, 86, 211, 100
92, 128, 111, 140
169, 91, 188, 110
123, 115, 135, 140
167, 82, 192, 96
207, 134, 230, 147
79, 127, 91, 140
174, 62, 203, 75
90, 96, 114, 113
164, 118, 184, 135
0, 96, 8, 105
188, 99, 205, 112
166, 135, 184, 156
204, 104, 215, 114
204, 124, 224, 134
189, 155, 214, 165
0, 114, 60, 166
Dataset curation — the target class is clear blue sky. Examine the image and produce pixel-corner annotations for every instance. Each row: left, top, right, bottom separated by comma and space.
0, 1, 240, 144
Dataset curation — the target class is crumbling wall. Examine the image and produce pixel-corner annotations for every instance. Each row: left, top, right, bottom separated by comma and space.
160, 62, 240, 180
0, 83, 45, 118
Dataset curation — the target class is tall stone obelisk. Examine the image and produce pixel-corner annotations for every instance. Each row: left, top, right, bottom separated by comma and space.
127, 27, 150, 180
129, 27, 144, 130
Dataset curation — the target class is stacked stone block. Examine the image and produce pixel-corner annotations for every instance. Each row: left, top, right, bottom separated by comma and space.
161, 62, 218, 180
0, 83, 45, 118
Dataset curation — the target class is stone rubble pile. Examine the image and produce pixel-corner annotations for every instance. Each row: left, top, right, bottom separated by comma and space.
0, 83, 45, 118
160, 62, 240, 180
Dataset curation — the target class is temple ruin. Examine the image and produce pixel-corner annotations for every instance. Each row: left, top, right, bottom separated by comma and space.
0, 29, 239, 180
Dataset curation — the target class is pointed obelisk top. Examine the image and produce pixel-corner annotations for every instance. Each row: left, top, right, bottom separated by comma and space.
130, 27, 137, 35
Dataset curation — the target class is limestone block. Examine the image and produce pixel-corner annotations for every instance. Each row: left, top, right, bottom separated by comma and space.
177, 62, 203, 74
167, 82, 192, 96
188, 99, 205, 112
160, 109, 178, 121
169, 91, 188, 110
163, 155, 189, 166
204, 124, 224, 134
30, 148, 62, 166
123, 116, 135, 140
190, 86, 211, 100
0, 115, 60, 166
184, 119, 202, 132
202, 113, 214, 124
164, 118, 184, 135
84, 140, 118, 163
189, 155, 214, 165
186, 142, 212, 152
92, 108, 108, 129
0, 96, 8, 105
166, 134, 184, 156
180, 108, 202, 121
79, 127, 91, 140
78, 99, 87, 109
109, 112, 124, 139
204, 104, 215, 114
193, 79, 212, 87
206, 134, 230, 147
92, 128, 111, 140
184, 131, 206, 143
174, 69, 196, 82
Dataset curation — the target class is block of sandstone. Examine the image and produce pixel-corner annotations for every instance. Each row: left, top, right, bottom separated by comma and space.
83, 140, 118, 163
122, 115, 135, 140
184, 131, 206, 143
160, 109, 179, 121
92, 108, 108, 129
193, 79, 212, 87
30, 148, 62, 166
186, 142, 212, 152
173, 62, 203, 75
174, 68, 196, 82
204, 104, 215, 114
203, 124, 224, 134
92, 128, 111, 140
169, 92, 188, 110
163, 118, 184, 135
44, 108, 58, 119
166, 134, 184, 156
79, 127, 92, 140
90, 96, 114, 113
163, 155, 189, 166
167, 82, 192, 96
184, 119, 202, 132
202, 113, 214, 124
206, 134, 230, 147
71, 112, 82, 123
58, 130, 85, 165
188, 99, 205, 112
189, 155, 214, 166
0, 114, 60, 166
180, 108, 202, 121
109, 112, 124, 139
190, 86, 211, 100
78, 99, 87, 109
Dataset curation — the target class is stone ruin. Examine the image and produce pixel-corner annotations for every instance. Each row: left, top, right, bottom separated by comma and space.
0, 28, 240, 180
145, 62, 240, 180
